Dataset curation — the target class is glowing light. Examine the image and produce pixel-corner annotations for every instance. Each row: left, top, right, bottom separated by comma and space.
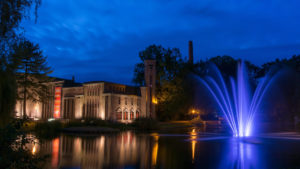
152, 97, 158, 104
48, 118, 55, 122
200, 61, 276, 137
54, 87, 62, 118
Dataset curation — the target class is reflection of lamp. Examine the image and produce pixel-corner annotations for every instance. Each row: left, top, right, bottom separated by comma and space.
152, 134, 159, 166
32, 145, 36, 155
190, 129, 197, 162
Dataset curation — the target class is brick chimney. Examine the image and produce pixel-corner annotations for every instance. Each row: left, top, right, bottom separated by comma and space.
189, 40, 193, 64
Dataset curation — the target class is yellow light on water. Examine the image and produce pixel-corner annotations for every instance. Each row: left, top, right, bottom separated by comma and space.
152, 134, 159, 166
32, 145, 36, 155
190, 128, 197, 162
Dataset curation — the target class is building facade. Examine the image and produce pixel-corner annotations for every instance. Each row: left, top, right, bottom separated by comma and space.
15, 60, 156, 122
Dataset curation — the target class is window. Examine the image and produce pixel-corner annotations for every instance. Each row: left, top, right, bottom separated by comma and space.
125, 98, 127, 105
130, 111, 134, 120
117, 111, 122, 120
136, 111, 139, 119
118, 97, 121, 104
131, 98, 133, 105
124, 111, 128, 120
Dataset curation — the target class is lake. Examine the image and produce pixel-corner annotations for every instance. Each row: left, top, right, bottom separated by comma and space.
29, 129, 300, 169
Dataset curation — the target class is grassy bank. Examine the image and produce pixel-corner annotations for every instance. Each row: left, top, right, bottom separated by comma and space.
21, 118, 160, 136
20, 118, 204, 137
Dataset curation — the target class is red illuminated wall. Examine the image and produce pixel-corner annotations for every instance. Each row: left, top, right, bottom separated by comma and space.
54, 87, 61, 118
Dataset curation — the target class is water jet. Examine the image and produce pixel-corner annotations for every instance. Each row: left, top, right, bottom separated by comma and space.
200, 61, 276, 137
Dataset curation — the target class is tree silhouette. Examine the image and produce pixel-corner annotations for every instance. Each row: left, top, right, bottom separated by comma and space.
11, 40, 52, 119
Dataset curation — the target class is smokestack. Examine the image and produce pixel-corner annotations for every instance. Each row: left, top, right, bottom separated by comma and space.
189, 40, 193, 64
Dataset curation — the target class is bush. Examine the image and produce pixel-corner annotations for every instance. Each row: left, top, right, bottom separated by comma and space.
22, 120, 37, 131
65, 118, 110, 127
132, 118, 158, 131
0, 121, 47, 168
35, 120, 63, 135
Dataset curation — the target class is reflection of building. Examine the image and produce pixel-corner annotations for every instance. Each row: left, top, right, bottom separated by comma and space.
15, 60, 157, 122
34, 132, 156, 169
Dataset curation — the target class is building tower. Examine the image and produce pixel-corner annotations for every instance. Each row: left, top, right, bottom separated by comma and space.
144, 59, 156, 119
189, 40, 193, 64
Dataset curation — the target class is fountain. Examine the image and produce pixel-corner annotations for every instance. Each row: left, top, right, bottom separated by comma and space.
199, 61, 276, 137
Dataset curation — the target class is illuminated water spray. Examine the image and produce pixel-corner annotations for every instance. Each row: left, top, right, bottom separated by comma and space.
200, 61, 275, 137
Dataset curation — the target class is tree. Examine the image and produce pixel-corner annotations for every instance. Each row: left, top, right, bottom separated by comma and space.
0, 70, 17, 127
0, 1, 47, 168
133, 45, 193, 120
0, 0, 42, 122
258, 55, 300, 129
11, 40, 52, 119
0, 0, 41, 67
133, 45, 184, 86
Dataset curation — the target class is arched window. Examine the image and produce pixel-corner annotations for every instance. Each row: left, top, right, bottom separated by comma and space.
130, 110, 134, 120
116, 108, 122, 120
136, 111, 140, 119
124, 111, 128, 120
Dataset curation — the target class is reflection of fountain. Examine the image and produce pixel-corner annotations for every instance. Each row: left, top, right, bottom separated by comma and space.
200, 61, 276, 137
218, 138, 264, 169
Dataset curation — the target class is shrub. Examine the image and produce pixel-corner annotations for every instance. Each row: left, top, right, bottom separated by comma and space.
35, 120, 63, 135
132, 118, 158, 131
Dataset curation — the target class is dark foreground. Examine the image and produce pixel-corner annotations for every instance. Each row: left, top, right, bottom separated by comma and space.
29, 130, 300, 169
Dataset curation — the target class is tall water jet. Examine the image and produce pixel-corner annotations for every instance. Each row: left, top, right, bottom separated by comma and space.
200, 61, 276, 137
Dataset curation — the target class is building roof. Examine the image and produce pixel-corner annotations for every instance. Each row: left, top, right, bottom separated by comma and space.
50, 77, 141, 96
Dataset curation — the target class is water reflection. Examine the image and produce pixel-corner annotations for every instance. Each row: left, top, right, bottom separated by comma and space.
151, 133, 159, 166
32, 144, 37, 155
51, 138, 59, 168
32, 132, 158, 169
26, 131, 300, 169
218, 138, 264, 169
190, 129, 197, 163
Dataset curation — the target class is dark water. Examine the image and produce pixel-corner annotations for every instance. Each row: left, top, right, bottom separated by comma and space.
30, 130, 300, 169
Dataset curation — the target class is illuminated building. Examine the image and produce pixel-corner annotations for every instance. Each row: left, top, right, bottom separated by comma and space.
14, 60, 156, 122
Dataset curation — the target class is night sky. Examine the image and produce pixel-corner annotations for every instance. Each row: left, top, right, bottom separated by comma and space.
22, 0, 300, 84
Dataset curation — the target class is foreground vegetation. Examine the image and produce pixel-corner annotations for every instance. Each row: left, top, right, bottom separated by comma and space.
20, 118, 205, 138
23, 118, 159, 135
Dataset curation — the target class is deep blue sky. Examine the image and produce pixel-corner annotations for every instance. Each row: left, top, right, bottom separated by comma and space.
22, 0, 300, 84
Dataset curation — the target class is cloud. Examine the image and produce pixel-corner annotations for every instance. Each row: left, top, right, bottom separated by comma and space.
21, 0, 300, 84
